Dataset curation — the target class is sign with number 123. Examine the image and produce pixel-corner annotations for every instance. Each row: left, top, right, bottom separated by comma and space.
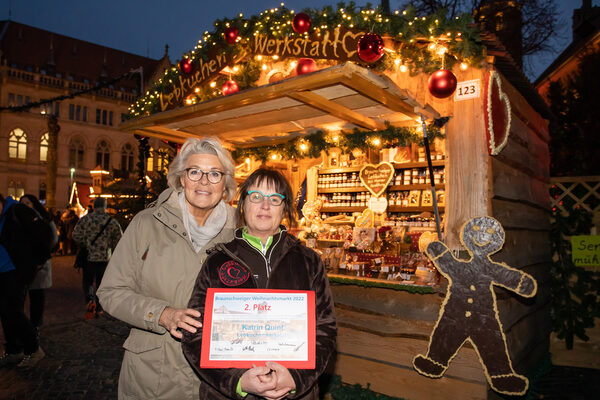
454, 79, 480, 101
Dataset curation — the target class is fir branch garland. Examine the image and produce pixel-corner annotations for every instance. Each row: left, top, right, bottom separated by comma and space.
231, 122, 443, 162
129, 2, 483, 118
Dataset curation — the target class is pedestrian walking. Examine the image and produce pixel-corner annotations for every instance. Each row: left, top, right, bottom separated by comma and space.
72, 197, 122, 319
19, 194, 58, 337
0, 194, 54, 368
97, 137, 237, 399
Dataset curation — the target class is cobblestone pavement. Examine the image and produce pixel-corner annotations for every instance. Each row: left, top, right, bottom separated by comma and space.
1, 255, 599, 400
0, 255, 129, 400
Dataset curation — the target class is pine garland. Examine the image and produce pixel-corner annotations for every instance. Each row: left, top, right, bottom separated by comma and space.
231, 122, 443, 162
129, 2, 483, 118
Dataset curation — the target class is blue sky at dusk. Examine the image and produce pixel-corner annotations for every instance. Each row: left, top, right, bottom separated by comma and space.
1, 0, 596, 81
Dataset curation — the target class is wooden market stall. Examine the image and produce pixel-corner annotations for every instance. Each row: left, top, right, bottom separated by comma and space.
121, 5, 552, 399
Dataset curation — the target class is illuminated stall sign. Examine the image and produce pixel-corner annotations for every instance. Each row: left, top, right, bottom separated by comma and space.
158, 28, 367, 112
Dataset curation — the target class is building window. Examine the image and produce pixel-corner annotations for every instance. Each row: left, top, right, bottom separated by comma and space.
40, 132, 49, 162
69, 104, 84, 121
96, 140, 111, 170
121, 143, 135, 172
68, 138, 85, 169
9, 128, 27, 160
40, 101, 60, 116
156, 148, 170, 172
7, 180, 24, 199
8, 93, 15, 106
95, 108, 113, 126
146, 146, 154, 172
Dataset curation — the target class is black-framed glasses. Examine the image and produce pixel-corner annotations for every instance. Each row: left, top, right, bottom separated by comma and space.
247, 190, 285, 206
184, 168, 225, 183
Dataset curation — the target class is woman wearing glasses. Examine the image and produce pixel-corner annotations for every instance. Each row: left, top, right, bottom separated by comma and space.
97, 137, 237, 399
182, 167, 337, 400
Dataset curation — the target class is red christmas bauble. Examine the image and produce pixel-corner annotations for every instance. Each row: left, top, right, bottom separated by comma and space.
357, 33, 384, 63
428, 69, 457, 98
224, 27, 239, 44
179, 59, 193, 74
292, 13, 311, 34
222, 80, 239, 96
296, 58, 316, 75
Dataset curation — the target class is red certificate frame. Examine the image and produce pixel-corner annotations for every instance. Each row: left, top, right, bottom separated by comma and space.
200, 288, 316, 369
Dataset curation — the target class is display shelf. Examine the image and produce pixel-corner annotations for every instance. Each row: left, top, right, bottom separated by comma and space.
321, 206, 365, 213
388, 206, 445, 213
391, 160, 445, 169
318, 186, 365, 193
389, 183, 445, 191
318, 165, 363, 174
318, 160, 445, 175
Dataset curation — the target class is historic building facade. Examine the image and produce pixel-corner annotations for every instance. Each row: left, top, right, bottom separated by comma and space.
0, 20, 171, 208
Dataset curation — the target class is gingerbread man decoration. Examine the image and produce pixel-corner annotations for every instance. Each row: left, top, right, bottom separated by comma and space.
413, 216, 537, 396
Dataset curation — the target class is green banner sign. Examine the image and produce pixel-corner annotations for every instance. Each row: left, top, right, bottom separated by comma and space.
571, 235, 600, 266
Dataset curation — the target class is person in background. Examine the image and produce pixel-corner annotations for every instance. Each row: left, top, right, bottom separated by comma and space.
19, 194, 58, 338
97, 137, 238, 399
182, 167, 337, 399
72, 197, 122, 319
61, 209, 79, 255
0, 194, 46, 368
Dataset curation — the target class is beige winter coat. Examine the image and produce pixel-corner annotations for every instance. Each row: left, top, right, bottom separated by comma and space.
97, 188, 236, 399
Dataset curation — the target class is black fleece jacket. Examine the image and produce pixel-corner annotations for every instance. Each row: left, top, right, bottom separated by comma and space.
182, 227, 337, 400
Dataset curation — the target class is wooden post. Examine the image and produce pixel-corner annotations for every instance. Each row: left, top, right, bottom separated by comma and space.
45, 114, 60, 210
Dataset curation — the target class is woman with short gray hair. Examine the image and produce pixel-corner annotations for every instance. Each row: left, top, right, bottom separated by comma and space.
98, 136, 237, 399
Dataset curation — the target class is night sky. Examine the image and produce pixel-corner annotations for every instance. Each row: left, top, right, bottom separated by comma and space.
1, 0, 596, 81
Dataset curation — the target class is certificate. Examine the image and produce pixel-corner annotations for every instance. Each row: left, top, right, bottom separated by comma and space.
200, 288, 316, 369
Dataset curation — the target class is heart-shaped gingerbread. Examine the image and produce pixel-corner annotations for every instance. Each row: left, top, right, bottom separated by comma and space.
355, 208, 374, 228
302, 199, 322, 221
359, 162, 394, 198
368, 196, 388, 214
484, 71, 511, 156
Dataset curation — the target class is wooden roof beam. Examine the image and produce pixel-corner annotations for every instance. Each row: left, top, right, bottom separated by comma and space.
288, 90, 386, 131
340, 73, 420, 119
134, 128, 186, 143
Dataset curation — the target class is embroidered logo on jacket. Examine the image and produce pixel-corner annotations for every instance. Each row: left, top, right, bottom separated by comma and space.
219, 261, 250, 286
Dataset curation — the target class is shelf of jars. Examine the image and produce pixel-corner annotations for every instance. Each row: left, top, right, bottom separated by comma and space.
320, 205, 445, 213
317, 162, 446, 192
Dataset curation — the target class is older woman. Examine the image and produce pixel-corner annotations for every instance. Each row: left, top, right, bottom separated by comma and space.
182, 167, 337, 400
97, 137, 237, 399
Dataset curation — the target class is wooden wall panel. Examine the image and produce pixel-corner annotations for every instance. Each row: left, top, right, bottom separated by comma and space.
492, 198, 551, 230
491, 158, 549, 208
494, 230, 552, 267
445, 68, 490, 249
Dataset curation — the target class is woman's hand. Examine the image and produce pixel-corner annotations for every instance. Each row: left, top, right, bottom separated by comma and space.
263, 361, 296, 400
240, 366, 278, 397
158, 307, 201, 339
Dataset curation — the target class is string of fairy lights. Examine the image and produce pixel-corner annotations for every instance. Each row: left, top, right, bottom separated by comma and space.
128, 2, 484, 118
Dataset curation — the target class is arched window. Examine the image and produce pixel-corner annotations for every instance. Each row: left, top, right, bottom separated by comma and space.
9, 128, 27, 160
121, 143, 135, 172
96, 140, 111, 170
40, 132, 49, 162
69, 138, 85, 169
157, 148, 171, 172
146, 147, 154, 172
7, 180, 24, 199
